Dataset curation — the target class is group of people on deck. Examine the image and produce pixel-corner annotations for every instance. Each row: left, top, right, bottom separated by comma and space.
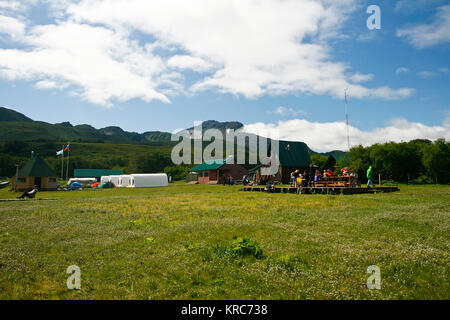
290, 164, 364, 188
290, 164, 324, 188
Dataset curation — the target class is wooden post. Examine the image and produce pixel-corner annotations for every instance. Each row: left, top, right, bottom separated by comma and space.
14, 164, 19, 192
378, 174, 381, 186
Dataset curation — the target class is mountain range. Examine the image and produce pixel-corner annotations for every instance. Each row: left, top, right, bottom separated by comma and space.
0, 107, 244, 144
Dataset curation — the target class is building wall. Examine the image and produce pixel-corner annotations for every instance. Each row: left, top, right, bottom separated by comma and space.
197, 170, 213, 184
12, 176, 58, 191
259, 166, 308, 184
219, 164, 248, 181
195, 164, 248, 184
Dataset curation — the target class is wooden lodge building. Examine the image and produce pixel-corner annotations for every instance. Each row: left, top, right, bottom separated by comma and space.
258, 140, 312, 184
12, 156, 58, 191
189, 159, 249, 184
187, 140, 312, 185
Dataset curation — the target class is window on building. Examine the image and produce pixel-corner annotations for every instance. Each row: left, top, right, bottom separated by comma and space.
204, 171, 209, 177
49, 177, 57, 182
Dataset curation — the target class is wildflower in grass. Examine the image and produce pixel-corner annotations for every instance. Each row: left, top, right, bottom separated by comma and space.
184, 243, 200, 251
130, 219, 145, 226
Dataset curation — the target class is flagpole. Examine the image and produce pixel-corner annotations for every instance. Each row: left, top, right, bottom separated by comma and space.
66, 142, 70, 181
61, 144, 64, 180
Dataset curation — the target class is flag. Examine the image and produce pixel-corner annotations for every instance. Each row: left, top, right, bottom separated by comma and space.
56, 149, 64, 156
64, 144, 70, 152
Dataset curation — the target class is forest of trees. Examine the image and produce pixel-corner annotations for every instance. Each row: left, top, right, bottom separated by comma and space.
0, 140, 191, 181
311, 139, 449, 184
1, 138, 449, 184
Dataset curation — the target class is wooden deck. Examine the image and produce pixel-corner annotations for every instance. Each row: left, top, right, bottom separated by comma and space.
0, 198, 57, 202
241, 186, 400, 195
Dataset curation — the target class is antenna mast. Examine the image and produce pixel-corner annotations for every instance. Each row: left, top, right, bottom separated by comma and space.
345, 89, 350, 151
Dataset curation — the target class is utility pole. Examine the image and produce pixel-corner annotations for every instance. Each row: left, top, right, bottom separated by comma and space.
14, 164, 19, 192
11, 164, 19, 192
345, 88, 350, 152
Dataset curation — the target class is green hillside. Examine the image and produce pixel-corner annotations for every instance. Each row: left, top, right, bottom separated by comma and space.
0, 140, 184, 180
0, 107, 33, 122
186, 120, 244, 135
143, 131, 172, 142
0, 108, 245, 144
0, 107, 173, 144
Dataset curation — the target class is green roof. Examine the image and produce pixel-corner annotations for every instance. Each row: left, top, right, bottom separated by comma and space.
18, 156, 57, 178
247, 164, 262, 172
328, 152, 349, 161
74, 169, 123, 177
190, 140, 311, 171
190, 159, 228, 172
276, 140, 312, 167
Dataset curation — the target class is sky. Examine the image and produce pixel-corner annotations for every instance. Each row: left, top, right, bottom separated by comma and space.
0, 0, 449, 152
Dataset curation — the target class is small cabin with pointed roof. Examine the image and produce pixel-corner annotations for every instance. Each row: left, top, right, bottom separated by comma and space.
12, 156, 58, 191
189, 158, 249, 184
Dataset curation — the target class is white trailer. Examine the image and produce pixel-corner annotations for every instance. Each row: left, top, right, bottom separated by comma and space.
129, 173, 168, 188
67, 178, 97, 186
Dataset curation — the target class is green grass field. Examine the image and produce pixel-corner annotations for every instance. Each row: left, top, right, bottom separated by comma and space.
0, 184, 448, 299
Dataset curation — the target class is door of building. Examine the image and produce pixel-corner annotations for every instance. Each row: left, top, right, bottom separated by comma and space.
34, 177, 42, 189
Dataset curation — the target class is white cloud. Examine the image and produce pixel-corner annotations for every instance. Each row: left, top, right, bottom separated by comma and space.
0, 14, 25, 38
243, 118, 450, 152
444, 111, 450, 128
35, 79, 69, 90
167, 55, 213, 72
395, 67, 409, 75
350, 73, 373, 83
394, 0, 447, 13
418, 70, 439, 78
67, 0, 411, 100
274, 106, 306, 117
439, 67, 449, 73
0, 22, 170, 106
397, 5, 450, 48
357, 32, 377, 42
0, 1, 28, 12
0, 0, 414, 106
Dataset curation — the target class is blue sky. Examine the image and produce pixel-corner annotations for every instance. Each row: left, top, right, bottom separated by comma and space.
0, 0, 449, 151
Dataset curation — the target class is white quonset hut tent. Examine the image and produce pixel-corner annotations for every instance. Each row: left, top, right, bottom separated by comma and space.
118, 175, 132, 187
129, 174, 168, 188
100, 176, 111, 184
109, 175, 121, 186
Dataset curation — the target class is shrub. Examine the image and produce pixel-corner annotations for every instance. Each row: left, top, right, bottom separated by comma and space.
276, 254, 296, 270
410, 175, 434, 184
230, 237, 263, 258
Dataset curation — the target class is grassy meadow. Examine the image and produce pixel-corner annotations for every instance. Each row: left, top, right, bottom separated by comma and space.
0, 183, 449, 299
